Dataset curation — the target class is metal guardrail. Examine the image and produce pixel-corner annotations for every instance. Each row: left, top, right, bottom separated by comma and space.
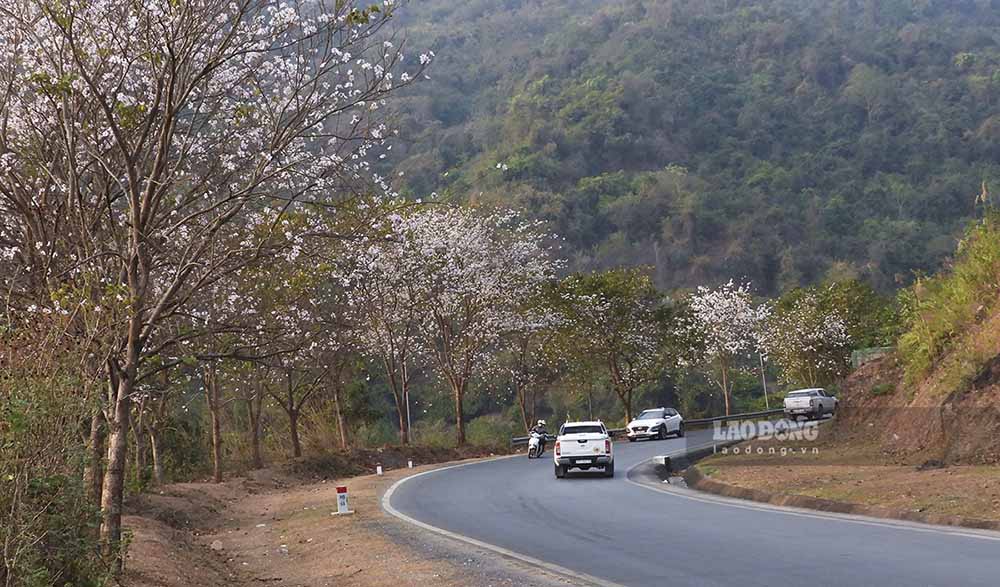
684, 408, 785, 426
510, 408, 785, 446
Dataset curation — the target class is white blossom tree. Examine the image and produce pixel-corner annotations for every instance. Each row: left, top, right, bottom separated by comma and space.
338, 206, 428, 444
683, 280, 770, 415
412, 208, 558, 444
763, 289, 852, 387
340, 206, 559, 444
236, 214, 363, 459
0, 0, 426, 562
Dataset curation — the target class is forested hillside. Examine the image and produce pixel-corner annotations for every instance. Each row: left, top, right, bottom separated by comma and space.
391, 0, 1000, 293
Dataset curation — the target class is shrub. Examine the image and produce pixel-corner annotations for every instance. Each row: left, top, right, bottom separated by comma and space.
898, 212, 1000, 382
352, 419, 398, 448
1, 382, 109, 586
2, 317, 110, 586
870, 383, 895, 396
467, 415, 517, 448
411, 420, 456, 448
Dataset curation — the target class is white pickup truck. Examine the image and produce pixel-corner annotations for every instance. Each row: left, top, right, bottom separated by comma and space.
783, 388, 838, 419
554, 421, 614, 478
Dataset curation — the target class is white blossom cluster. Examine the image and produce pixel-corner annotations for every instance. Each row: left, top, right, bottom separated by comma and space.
761, 290, 852, 386
0, 0, 424, 356
683, 280, 770, 364
339, 206, 561, 409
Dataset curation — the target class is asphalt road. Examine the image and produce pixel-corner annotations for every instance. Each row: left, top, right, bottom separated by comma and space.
387, 428, 1000, 586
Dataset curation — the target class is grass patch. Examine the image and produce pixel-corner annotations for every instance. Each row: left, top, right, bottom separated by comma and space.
870, 383, 895, 396
910, 312, 1000, 398
697, 463, 719, 477
898, 211, 1000, 384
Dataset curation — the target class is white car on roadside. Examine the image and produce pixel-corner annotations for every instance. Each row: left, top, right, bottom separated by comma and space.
783, 388, 837, 419
626, 407, 684, 441
554, 421, 614, 478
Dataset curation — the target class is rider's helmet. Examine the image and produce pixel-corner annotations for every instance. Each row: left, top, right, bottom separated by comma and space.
537, 419, 546, 426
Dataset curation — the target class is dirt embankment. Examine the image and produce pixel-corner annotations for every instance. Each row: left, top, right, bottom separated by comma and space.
690, 320, 1000, 526
124, 446, 567, 587
815, 308, 1000, 465
693, 429, 1000, 527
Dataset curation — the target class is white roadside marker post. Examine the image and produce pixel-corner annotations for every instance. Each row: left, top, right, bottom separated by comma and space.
407, 459, 413, 469
334, 485, 354, 515
376, 464, 383, 476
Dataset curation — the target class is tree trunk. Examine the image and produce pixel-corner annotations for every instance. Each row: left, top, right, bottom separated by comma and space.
83, 412, 105, 507
390, 390, 407, 444
149, 429, 165, 486
132, 400, 147, 483
387, 373, 409, 445
402, 362, 413, 444
332, 384, 349, 451
289, 408, 302, 458
613, 384, 632, 424
248, 381, 264, 469
383, 357, 409, 445
453, 379, 466, 446
149, 371, 171, 486
516, 382, 531, 434
210, 408, 223, 483
609, 358, 634, 424
721, 363, 731, 416
204, 366, 223, 483
100, 374, 131, 566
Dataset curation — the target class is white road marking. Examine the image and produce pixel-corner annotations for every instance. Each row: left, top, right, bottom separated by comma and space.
625, 444, 1000, 543
385, 432, 1000, 587
382, 455, 627, 587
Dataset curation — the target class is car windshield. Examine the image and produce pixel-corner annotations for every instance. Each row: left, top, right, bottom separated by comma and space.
561, 425, 604, 435
637, 410, 664, 420
787, 390, 819, 397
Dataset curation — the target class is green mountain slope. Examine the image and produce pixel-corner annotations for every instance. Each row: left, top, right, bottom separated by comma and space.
391, 0, 1000, 293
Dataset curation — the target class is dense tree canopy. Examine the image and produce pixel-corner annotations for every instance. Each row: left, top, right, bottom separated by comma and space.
391, 0, 1000, 293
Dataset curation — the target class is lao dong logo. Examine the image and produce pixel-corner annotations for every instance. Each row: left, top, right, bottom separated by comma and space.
712, 419, 819, 443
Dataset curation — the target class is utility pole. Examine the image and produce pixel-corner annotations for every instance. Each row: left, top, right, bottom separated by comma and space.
405, 387, 413, 444
759, 353, 769, 410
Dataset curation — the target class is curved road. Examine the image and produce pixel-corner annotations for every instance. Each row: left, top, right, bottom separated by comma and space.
387, 429, 1000, 586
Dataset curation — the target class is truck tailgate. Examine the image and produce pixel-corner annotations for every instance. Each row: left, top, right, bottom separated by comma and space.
785, 398, 813, 410
559, 435, 607, 457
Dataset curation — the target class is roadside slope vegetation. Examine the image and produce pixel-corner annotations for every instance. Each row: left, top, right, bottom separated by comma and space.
836, 211, 1000, 463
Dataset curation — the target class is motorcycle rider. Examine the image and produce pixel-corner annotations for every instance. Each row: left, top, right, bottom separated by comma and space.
529, 419, 548, 453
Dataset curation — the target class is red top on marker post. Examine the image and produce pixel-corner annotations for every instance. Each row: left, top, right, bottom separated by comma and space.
336, 486, 347, 494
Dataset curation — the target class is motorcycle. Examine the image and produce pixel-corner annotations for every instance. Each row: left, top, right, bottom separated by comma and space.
527, 431, 545, 458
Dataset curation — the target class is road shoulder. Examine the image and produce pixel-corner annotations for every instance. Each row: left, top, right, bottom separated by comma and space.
686, 463, 1000, 530
124, 456, 573, 587
625, 457, 1000, 541
635, 422, 1000, 533
382, 457, 624, 587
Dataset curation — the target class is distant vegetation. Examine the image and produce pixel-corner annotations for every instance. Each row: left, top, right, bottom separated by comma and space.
392, 0, 1000, 293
